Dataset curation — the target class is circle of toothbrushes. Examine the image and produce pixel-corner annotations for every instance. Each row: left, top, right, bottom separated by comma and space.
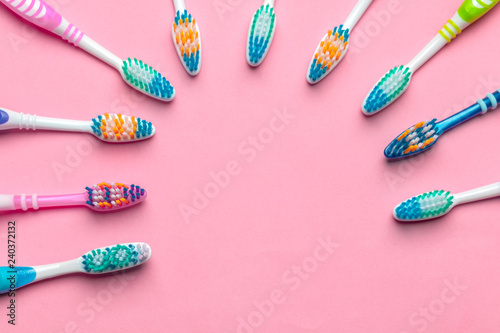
307, 26, 350, 84
361, 0, 499, 115
0, 108, 155, 143
0, 243, 152, 294
247, 1, 276, 67
0, 182, 147, 212
393, 181, 500, 222
362, 65, 411, 114
384, 89, 500, 159
172, 9, 201, 75
82, 243, 151, 273
85, 183, 146, 210
1, 0, 175, 102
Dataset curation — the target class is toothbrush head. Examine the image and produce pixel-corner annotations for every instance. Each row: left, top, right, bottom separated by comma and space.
90, 114, 155, 143
121, 58, 175, 102
247, 4, 276, 67
385, 119, 442, 159
394, 190, 455, 222
362, 65, 412, 115
172, 10, 201, 76
307, 25, 350, 84
81, 243, 151, 274
85, 183, 147, 211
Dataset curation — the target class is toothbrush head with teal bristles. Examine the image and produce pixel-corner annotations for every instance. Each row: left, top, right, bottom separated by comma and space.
362, 65, 412, 115
394, 190, 455, 222
307, 25, 350, 84
247, 1, 276, 67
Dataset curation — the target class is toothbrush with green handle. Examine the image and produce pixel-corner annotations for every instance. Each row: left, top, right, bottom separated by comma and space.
362, 0, 499, 115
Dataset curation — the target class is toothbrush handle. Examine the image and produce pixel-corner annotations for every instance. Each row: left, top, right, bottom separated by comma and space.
1, 0, 122, 68
0, 193, 86, 211
264, 0, 275, 6
437, 89, 500, 132
343, 0, 373, 31
0, 260, 80, 294
0, 108, 91, 132
458, 0, 499, 23
173, 0, 186, 12
454, 182, 500, 205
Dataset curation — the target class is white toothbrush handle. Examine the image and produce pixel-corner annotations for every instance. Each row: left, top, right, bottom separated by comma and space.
454, 182, 500, 205
264, 0, 275, 6
343, 0, 373, 31
407, 12, 470, 72
33, 259, 83, 283
0, 108, 91, 133
173, 0, 186, 12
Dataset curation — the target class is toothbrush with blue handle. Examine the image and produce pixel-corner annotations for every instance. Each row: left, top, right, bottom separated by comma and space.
0, 243, 151, 294
385, 89, 500, 159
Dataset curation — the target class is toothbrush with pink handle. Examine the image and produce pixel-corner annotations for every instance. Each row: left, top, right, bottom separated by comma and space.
0, 182, 147, 212
1, 0, 175, 101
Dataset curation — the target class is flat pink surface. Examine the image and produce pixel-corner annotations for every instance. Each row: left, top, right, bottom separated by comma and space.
1, 0, 500, 332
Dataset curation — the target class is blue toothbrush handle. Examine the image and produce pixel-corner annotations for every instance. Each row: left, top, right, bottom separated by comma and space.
0, 267, 37, 294
437, 90, 500, 132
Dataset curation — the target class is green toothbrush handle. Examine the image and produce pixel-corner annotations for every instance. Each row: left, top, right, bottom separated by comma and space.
458, 0, 499, 23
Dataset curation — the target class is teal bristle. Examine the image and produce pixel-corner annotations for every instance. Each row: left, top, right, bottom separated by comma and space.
122, 58, 174, 101
363, 65, 411, 114
81, 243, 151, 273
395, 190, 454, 221
247, 4, 276, 65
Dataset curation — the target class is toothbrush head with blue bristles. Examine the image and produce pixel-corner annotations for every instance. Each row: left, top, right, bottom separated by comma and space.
247, 2, 276, 67
362, 65, 412, 115
394, 190, 455, 222
307, 25, 350, 84
172, 9, 201, 75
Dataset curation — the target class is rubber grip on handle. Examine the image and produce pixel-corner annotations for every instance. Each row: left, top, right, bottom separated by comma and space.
458, 0, 499, 23
1, 0, 62, 31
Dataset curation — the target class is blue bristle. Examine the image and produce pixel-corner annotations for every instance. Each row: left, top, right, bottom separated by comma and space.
395, 198, 422, 220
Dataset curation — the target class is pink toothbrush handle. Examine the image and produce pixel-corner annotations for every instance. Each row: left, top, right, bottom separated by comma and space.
1, 0, 85, 46
1, 0, 62, 31
0, 193, 85, 211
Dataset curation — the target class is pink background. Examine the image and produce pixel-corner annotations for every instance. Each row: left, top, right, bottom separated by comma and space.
1, 0, 500, 332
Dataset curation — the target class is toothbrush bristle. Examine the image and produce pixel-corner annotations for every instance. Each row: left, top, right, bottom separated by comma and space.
122, 58, 175, 101
85, 182, 147, 211
394, 190, 454, 221
173, 10, 201, 75
385, 119, 441, 158
247, 4, 276, 66
363, 65, 412, 114
81, 243, 151, 273
307, 25, 350, 83
91, 114, 155, 142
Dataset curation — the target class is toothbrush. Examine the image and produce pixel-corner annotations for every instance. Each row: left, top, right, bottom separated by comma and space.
394, 182, 500, 222
362, 0, 499, 115
0, 108, 155, 143
1, 0, 175, 101
246, 0, 276, 67
307, 0, 373, 84
384, 89, 500, 159
172, 0, 201, 75
0, 182, 147, 212
0, 243, 151, 294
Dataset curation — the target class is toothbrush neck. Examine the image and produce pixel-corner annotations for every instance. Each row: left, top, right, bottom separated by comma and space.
264, 0, 275, 6
13, 193, 86, 211
437, 90, 500, 132
173, 0, 186, 12
33, 259, 82, 282
454, 182, 500, 205
14, 113, 91, 133
343, 0, 373, 31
